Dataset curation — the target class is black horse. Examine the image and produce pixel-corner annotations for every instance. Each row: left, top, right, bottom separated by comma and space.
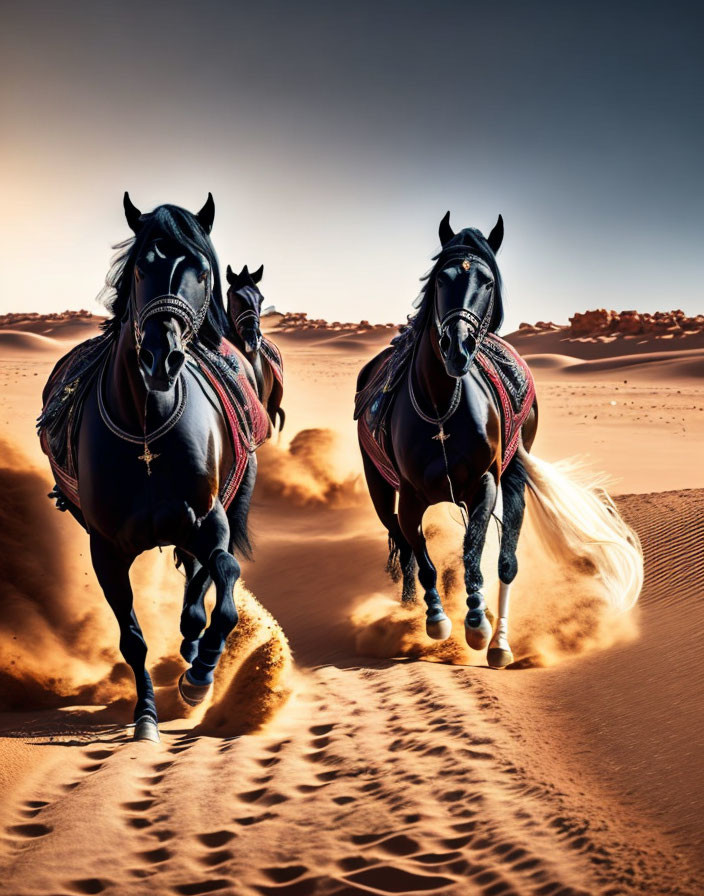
40, 194, 269, 741
225, 263, 285, 432
356, 213, 643, 667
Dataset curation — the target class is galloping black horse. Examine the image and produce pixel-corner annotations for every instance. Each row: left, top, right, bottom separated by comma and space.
357, 214, 643, 667
40, 195, 269, 741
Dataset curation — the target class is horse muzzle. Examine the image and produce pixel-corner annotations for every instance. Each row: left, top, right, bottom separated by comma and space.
238, 325, 262, 355
138, 320, 186, 391
440, 323, 477, 378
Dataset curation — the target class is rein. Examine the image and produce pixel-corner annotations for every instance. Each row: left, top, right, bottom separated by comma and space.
408, 248, 495, 437
408, 248, 496, 527
108, 267, 212, 474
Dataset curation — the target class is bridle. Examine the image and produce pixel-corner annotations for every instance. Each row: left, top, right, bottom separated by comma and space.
233, 307, 260, 335
130, 256, 212, 355
432, 250, 495, 361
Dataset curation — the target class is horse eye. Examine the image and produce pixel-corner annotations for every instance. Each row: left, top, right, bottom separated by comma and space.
135, 267, 143, 282
198, 269, 209, 283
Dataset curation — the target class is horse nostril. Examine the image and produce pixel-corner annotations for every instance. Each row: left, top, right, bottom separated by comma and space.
166, 350, 185, 378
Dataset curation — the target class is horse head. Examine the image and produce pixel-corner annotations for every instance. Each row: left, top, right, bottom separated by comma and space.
123, 192, 216, 392
226, 263, 265, 354
432, 211, 504, 378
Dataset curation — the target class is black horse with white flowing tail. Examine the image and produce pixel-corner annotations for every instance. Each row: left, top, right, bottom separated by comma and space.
38, 195, 272, 741
355, 213, 643, 667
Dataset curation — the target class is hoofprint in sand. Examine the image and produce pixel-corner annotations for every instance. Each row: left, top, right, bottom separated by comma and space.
0, 315, 702, 894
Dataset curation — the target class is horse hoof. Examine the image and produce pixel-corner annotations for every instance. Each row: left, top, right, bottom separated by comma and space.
487, 646, 514, 669
464, 615, 492, 651
178, 671, 212, 707
426, 615, 452, 641
133, 715, 160, 743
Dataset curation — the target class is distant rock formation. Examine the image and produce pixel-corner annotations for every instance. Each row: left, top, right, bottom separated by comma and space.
267, 311, 397, 333
518, 309, 704, 339
0, 310, 100, 329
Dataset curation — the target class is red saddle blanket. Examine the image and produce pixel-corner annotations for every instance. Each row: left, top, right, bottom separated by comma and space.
355, 333, 536, 491
38, 334, 270, 515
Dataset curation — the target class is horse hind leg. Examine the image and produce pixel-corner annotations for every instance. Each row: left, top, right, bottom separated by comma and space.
89, 533, 159, 742
398, 485, 451, 641
463, 472, 498, 651
360, 447, 417, 603
488, 456, 527, 669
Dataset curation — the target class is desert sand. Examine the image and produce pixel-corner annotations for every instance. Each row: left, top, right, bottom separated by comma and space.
0, 310, 702, 895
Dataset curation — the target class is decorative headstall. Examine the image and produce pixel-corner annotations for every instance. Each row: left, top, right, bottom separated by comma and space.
132, 290, 211, 354
432, 251, 495, 361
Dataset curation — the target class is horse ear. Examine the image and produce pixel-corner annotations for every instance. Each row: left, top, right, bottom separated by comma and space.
251, 264, 264, 284
487, 214, 504, 254
226, 264, 236, 286
439, 210, 454, 246
240, 264, 250, 280
196, 193, 215, 234
123, 192, 143, 234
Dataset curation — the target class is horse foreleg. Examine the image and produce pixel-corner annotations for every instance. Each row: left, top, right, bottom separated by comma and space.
398, 485, 451, 640
178, 500, 240, 705
176, 551, 211, 665
89, 533, 159, 742
489, 456, 527, 668
360, 447, 416, 602
463, 472, 498, 651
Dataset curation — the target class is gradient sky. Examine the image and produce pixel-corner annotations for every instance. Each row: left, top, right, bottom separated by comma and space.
1, 0, 702, 331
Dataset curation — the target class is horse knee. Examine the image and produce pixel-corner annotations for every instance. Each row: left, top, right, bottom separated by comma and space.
209, 548, 240, 586
498, 553, 518, 584
209, 549, 240, 634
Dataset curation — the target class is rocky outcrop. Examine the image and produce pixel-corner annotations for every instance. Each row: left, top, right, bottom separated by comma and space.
0, 310, 99, 328
271, 311, 397, 333
520, 310, 704, 339
568, 309, 704, 337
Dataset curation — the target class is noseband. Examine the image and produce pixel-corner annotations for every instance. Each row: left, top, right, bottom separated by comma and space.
131, 255, 212, 353
233, 308, 260, 334
132, 292, 210, 353
433, 251, 495, 354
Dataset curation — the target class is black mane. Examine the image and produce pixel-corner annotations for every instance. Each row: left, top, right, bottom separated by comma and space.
99, 203, 229, 350
408, 227, 505, 336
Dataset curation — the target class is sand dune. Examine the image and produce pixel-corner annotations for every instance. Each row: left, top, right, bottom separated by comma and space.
0, 313, 702, 894
0, 330, 65, 354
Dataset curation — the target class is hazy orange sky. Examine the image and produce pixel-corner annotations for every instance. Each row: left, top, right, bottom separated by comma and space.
1, 1, 702, 331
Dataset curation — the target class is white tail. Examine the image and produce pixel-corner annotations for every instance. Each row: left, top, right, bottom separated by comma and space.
519, 448, 643, 612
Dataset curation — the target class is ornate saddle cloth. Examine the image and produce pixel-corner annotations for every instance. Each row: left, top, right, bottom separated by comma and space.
38, 334, 270, 514
259, 334, 284, 425
355, 332, 536, 490
260, 335, 283, 386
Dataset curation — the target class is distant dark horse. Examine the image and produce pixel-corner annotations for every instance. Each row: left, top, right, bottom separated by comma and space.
40, 194, 269, 741
357, 214, 643, 667
225, 263, 285, 432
